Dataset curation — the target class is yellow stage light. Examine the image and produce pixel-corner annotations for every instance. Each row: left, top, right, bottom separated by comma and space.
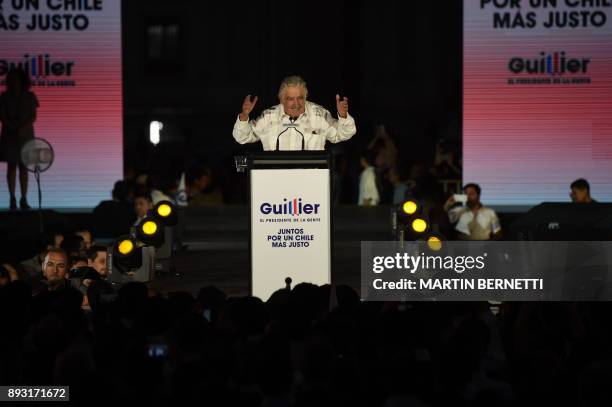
118, 239, 134, 255
157, 203, 172, 218
411, 218, 428, 233
142, 220, 158, 235
402, 200, 418, 215
427, 236, 442, 251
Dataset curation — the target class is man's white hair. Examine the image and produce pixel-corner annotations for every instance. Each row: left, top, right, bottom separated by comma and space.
278, 75, 308, 99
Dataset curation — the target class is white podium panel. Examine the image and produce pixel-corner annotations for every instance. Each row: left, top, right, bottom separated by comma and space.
251, 168, 331, 300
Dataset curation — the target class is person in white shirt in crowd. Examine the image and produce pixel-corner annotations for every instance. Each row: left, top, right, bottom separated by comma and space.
358, 150, 380, 206
232, 75, 356, 150
444, 183, 502, 240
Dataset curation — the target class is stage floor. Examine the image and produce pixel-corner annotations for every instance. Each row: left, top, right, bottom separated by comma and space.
149, 245, 363, 298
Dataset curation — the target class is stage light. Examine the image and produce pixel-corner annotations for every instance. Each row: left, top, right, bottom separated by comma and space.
152, 200, 178, 226
136, 217, 164, 247
109, 236, 155, 283
420, 232, 446, 254
111, 236, 142, 274
142, 220, 158, 235
118, 239, 134, 255
397, 200, 421, 222
393, 199, 432, 241
411, 218, 428, 233
402, 200, 418, 215
149, 121, 163, 145
426, 236, 442, 251
157, 203, 171, 217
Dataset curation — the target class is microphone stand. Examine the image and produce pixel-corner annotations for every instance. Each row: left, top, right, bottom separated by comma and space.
275, 118, 305, 151
34, 164, 44, 234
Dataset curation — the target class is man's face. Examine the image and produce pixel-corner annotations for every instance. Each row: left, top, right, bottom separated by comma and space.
88, 251, 107, 276
43, 252, 67, 285
280, 86, 306, 117
570, 187, 590, 203
464, 186, 481, 207
135, 197, 152, 218
75, 231, 92, 250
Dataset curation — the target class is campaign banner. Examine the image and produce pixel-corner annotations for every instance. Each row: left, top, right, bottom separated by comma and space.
0, 0, 122, 208
251, 168, 331, 300
464, 0, 612, 205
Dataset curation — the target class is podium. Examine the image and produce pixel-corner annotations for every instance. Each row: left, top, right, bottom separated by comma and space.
245, 151, 333, 300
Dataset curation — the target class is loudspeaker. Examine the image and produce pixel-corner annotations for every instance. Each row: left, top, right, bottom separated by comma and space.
510, 202, 612, 241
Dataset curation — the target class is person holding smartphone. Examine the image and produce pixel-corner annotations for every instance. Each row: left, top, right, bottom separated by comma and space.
444, 183, 502, 240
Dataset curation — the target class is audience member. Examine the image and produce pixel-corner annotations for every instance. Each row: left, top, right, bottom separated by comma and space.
19, 234, 56, 278
86, 245, 108, 279
433, 139, 461, 179
41, 248, 68, 291
368, 124, 397, 172
570, 178, 595, 203
358, 150, 380, 206
444, 183, 501, 240
187, 165, 223, 207
388, 167, 411, 205
59, 235, 85, 257
0, 264, 609, 405
92, 180, 136, 238
74, 229, 94, 250
133, 190, 153, 225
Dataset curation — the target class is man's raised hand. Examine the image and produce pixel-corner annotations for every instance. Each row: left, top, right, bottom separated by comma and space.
336, 94, 349, 119
239, 94, 258, 121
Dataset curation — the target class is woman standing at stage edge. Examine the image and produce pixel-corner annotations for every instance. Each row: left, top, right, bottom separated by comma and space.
0, 68, 38, 210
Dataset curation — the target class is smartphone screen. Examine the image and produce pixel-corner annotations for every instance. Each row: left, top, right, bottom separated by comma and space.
148, 344, 167, 358
453, 194, 468, 204
203, 309, 211, 322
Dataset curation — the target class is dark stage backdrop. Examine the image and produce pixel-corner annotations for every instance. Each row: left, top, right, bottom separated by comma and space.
121, 0, 462, 199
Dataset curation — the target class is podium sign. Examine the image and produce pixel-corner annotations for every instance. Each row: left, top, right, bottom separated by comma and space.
251, 167, 331, 300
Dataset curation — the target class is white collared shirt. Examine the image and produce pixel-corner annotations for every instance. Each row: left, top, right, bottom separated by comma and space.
232, 101, 356, 150
449, 205, 501, 240
358, 166, 380, 205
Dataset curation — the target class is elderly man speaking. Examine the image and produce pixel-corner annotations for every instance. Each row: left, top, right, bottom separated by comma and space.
232, 76, 356, 151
